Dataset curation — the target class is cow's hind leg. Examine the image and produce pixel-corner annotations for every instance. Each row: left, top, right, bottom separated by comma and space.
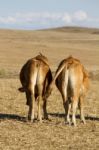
37, 85, 43, 123
62, 90, 71, 125
67, 97, 71, 124
79, 95, 86, 124
43, 98, 48, 120
28, 90, 35, 122
71, 95, 78, 126
38, 95, 43, 122
26, 90, 30, 105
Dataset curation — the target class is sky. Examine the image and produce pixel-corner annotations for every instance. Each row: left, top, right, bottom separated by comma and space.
0, 0, 99, 30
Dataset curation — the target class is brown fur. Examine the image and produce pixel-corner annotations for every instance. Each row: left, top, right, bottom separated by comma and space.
18, 53, 52, 122
49, 56, 89, 126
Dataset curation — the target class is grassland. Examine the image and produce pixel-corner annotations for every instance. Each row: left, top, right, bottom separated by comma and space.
0, 27, 99, 150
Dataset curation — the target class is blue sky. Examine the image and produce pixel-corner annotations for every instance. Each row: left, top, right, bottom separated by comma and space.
0, 0, 99, 30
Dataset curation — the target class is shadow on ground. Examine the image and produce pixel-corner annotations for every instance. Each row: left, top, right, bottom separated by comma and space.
48, 113, 99, 121
0, 113, 99, 123
0, 113, 26, 122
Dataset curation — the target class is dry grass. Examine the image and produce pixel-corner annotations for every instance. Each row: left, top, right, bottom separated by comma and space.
0, 79, 99, 150
0, 27, 99, 150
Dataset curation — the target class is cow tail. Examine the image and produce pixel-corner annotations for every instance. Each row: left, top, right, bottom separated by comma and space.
18, 87, 25, 92
53, 63, 67, 83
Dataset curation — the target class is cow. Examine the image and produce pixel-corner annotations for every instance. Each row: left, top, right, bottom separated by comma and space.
18, 53, 52, 123
47, 56, 89, 126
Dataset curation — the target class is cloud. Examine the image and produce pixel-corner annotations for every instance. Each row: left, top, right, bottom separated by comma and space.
0, 11, 99, 29
0, 16, 16, 24
15, 12, 72, 24
73, 10, 88, 21
62, 13, 72, 23
88, 17, 99, 22
0, 12, 72, 25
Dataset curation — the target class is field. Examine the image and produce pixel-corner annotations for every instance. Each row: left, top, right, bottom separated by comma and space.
0, 27, 99, 150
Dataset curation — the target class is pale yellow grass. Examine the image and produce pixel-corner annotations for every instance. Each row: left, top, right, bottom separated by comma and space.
0, 79, 99, 150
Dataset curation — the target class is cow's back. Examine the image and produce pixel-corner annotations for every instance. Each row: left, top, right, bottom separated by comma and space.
19, 56, 52, 95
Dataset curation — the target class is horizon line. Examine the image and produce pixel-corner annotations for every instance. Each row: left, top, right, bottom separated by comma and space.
0, 25, 99, 31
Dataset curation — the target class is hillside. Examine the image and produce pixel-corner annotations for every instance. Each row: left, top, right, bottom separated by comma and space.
0, 27, 99, 75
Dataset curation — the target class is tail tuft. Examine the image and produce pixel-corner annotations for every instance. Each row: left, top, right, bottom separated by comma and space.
18, 87, 25, 92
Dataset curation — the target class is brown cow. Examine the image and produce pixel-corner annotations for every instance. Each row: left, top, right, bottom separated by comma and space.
18, 53, 52, 122
47, 56, 89, 126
